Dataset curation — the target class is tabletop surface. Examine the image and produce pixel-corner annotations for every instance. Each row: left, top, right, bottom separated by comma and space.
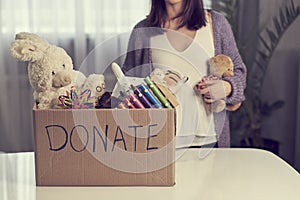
0, 148, 299, 200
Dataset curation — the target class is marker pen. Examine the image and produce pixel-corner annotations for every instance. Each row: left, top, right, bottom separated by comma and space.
137, 83, 163, 108
114, 91, 134, 109
131, 85, 152, 108
119, 90, 145, 109
144, 77, 172, 109
127, 92, 145, 109
122, 98, 135, 109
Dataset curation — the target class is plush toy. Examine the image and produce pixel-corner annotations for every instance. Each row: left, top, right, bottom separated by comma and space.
57, 73, 106, 109
52, 70, 106, 106
52, 69, 85, 89
10, 32, 86, 109
50, 69, 93, 108
196, 54, 241, 113
81, 73, 106, 98
151, 68, 188, 89
50, 72, 107, 109
57, 86, 96, 109
150, 68, 188, 107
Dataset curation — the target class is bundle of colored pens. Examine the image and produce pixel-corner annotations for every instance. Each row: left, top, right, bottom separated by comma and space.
111, 63, 179, 109
58, 86, 97, 109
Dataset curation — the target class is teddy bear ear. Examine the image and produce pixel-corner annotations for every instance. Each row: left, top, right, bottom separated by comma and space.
15, 32, 49, 46
10, 40, 44, 62
99, 74, 105, 80
210, 56, 217, 62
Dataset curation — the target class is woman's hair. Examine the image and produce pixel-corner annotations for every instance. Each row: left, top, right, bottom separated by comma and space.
147, 0, 207, 30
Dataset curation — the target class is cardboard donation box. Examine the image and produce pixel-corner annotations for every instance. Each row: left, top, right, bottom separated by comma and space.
33, 108, 175, 186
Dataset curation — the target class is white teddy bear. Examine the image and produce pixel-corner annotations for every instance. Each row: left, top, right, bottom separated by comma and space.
10, 32, 105, 109
10, 32, 104, 109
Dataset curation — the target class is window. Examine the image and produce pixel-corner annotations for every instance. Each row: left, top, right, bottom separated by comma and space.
0, 0, 150, 35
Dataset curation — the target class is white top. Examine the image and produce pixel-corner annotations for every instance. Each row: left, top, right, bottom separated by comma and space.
1, 149, 299, 200
150, 15, 216, 147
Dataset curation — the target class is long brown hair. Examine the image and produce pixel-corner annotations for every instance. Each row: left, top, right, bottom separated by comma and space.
147, 0, 207, 30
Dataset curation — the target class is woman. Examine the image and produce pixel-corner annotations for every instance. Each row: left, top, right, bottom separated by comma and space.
122, 0, 247, 148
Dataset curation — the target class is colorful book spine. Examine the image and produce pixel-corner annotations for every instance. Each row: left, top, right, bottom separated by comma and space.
137, 83, 163, 108
144, 77, 172, 109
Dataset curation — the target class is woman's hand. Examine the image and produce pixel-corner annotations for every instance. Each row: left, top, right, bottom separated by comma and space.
196, 79, 232, 103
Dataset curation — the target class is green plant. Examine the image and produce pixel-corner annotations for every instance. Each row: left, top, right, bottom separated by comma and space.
212, 0, 300, 148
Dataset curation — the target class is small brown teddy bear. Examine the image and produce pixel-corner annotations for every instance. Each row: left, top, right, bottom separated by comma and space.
195, 54, 241, 113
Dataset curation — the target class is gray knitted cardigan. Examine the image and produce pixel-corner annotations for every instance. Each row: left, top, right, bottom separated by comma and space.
122, 10, 247, 148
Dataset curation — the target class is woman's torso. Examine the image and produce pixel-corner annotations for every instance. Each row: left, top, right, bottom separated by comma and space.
150, 11, 217, 147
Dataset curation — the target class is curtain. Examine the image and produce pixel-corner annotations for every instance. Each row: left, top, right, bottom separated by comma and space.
0, 0, 150, 152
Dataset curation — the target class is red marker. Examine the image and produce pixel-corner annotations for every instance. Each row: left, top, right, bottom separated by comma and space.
123, 98, 135, 109
118, 91, 137, 109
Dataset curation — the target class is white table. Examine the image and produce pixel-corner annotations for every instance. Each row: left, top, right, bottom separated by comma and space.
1, 149, 299, 200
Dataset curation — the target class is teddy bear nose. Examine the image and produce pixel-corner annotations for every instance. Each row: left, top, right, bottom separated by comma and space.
63, 76, 71, 85
225, 71, 234, 77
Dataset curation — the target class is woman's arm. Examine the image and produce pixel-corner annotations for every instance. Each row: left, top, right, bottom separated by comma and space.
218, 14, 247, 106
196, 11, 246, 110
